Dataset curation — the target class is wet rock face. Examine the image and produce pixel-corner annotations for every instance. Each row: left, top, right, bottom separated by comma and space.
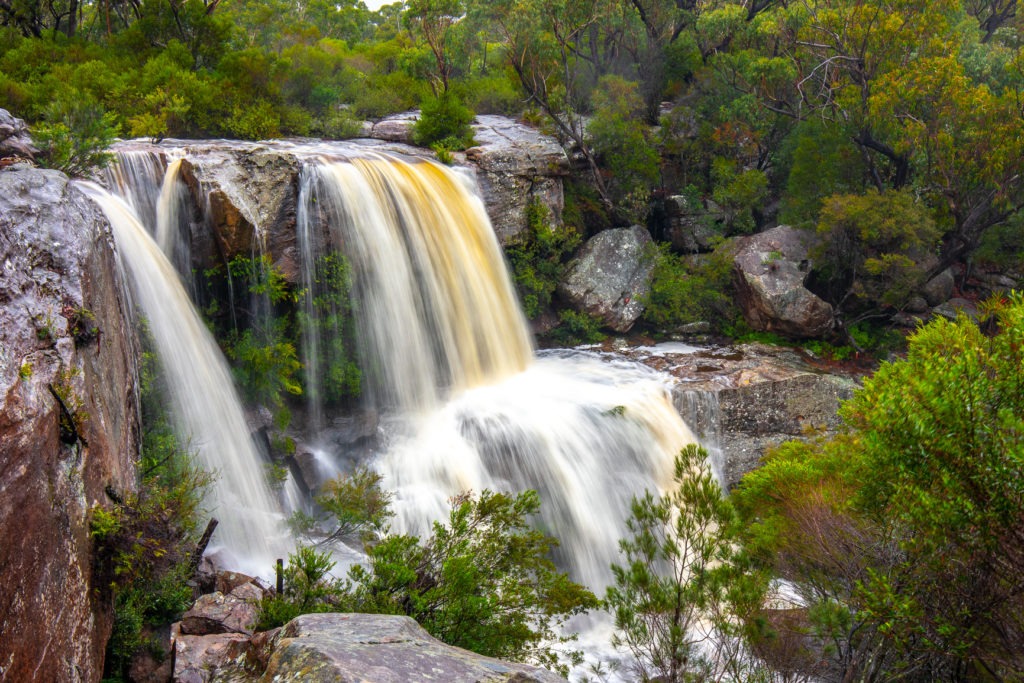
628, 343, 857, 488
258, 613, 566, 682
466, 115, 570, 244
174, 145, 303, 281
732, 225, 834, 338
558, 226, 654, 332
0, 166, 140, 682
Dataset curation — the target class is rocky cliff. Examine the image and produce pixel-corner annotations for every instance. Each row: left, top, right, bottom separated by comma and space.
0, 163, 141, 682
624, 342, 858, 488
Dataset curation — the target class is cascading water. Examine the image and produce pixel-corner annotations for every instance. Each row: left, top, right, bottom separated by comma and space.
103, 149, 165, 230
153, 158, 194, 289
80, 182, 289, 577
298, 158, 534, 415
98, 141, 711, 674
297, 153, 695, 591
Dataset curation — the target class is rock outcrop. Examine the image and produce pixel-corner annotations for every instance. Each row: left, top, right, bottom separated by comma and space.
0, 109, 37, 161
732, 225, 834, 338
252, 613, 564, 682
558, 225, 654, 332
0, 164, 141, 682
466, 115, 570, 244
625, 342, 857, 488
662, 193, 719, 253
369, 111, 419, 145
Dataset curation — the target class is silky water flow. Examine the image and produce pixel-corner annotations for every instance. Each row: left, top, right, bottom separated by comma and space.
95, 143, 709, 674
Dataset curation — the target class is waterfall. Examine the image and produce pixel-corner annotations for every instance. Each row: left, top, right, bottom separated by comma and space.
103, 149, 165, 230
153, 158, 194, 290
80, 182, 289, 577
96, 140, 705, 597
298, 157, 534, 414
675, 388, 725, 485
298, 154, 694, 591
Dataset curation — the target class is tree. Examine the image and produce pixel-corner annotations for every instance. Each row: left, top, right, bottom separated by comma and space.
405, 0, 463, 94
349, 489, 598, 675
480, 0, 620, 214
810, 188, 940, 328
734, 293, 1024, 680
606, 444, 761, 682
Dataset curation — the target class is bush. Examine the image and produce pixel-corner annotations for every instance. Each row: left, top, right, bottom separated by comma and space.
733, 294, 1024, 679
288, 466, 393, 547
33, 97, 118, 177
641, 242, 739, 334
412, 90, 475, 149
96, 336, 214, 680
811, 189, 940, 315
255, 546, 351, 631
506, 200, 581, 321
606, 444, 762, 682
349, 490, 598, 674
546, 309, 606, 347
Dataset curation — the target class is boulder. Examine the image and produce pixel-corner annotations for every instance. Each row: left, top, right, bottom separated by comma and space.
173, 626, 249, 683
257, 613, 565, 682
732, 225, 833, 338
466, 115, 570, 244
179, 589, 261, 636
558, 226, 654, 332
0, 166, 141, 682
921, 267, 955, 307
933, 297, 979, 321
663, 194, 719, 253
370, 111, 419, 144
0, 108, 37, 161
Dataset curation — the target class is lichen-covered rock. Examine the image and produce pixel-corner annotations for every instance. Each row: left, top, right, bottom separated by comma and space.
558, 226, 654, 332
180, 589, 261, 636
257, 613, 565, 682
933, 297, 979, 321
173, 626, 250, 683
466, 115, 570, 244
732, 225, 833, 338
663, 194, 719, 253
0, 166, 140, 682
370, 111, 419, 144
921, 267, 955, 307
0, 108, 37, 161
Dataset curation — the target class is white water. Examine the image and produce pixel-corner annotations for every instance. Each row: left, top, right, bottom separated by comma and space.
298, 157, 534, 413
98, 143, 712, 664
80, 182, 289, 577
297, 154, 696, 591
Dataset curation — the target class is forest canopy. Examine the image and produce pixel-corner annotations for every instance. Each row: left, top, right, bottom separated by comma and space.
3, 0, 1023, 331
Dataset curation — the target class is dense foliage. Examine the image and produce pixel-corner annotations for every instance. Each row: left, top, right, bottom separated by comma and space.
733, 293, 1024, 680
262, 487, 597, 675
3, 0, 1022, 338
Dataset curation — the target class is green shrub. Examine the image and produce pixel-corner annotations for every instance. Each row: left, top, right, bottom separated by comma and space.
506, 201, 581, 321
412, 90, 475, 149
641, 243, 739, 334
546, 309, 606, 347
606, 444, 760, 681
349, 490, 598, 674
33, 97, 117, 177
296, 253, 362, 406
97, 334, 214, 681
289, 466, 393, 547
255, 545, 351, 631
